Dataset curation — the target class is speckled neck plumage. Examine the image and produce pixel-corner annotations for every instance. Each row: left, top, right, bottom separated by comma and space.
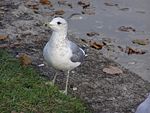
49, 29, 68, 47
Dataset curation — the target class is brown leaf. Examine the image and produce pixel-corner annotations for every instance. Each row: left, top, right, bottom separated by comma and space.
118, 26, 136, 32
103, 66, 123, 75
125, 46, 146, 55
55, 10, 65, 15
40, 0, 52, 6
80, 39, 103, 50
0, 35, 8, 40
118, 46, 146, 55
31, 5, 39, 10
86, 32, 99, 37
132, 39, 149, 45
18, 53, 32, 66
89, 40, 103, 50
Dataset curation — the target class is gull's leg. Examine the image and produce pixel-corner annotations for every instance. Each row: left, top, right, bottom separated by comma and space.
52, 73, 57, 85
63, 71, 70, 95
46, 73, 57, 86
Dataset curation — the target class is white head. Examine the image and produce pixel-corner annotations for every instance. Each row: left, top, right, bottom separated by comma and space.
47, 17, 68, 32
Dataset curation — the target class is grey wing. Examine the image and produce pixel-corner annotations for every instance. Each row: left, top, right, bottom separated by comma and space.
135, 94, 150, 113
69, 41, 85, 63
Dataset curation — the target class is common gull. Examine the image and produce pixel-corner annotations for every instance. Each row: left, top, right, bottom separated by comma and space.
43, 17, 86, 95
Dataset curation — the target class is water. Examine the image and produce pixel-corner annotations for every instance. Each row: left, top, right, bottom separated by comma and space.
54, 0, 150, 82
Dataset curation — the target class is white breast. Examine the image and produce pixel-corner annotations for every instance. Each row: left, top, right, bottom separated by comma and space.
43, 42, 80, 71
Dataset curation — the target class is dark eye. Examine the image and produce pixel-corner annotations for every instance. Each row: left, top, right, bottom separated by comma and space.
57, 22, 62, 25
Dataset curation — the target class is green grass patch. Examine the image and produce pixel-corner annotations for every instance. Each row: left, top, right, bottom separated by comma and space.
0, 49, 90, 113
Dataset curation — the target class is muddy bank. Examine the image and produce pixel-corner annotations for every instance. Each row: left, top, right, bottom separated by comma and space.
0, 0, 150, 113
8, 40, 150, 113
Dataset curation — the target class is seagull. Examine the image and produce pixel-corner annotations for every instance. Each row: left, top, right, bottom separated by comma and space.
43, 17, 86, 95
135, 93, 150, 113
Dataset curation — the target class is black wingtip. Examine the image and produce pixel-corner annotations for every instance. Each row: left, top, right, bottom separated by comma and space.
80, 45, 88, 56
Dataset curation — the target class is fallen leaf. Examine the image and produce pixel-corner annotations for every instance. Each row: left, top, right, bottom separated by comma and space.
78, 0, 95, 15
40, 0, 49, 4
103, 66, 123, 75
58, 0, 73, 8
55, 10, 65, 15
82, 8, 95, 15
0, 35, 8, 40
104, 2, 118, 6
119, 8, 129, 11
78, 0, 90, 7
86, 32, 99, 37
78, 0, 90, 9
80, 39, 103, 50
58, 0, 66, 5
89, 40, 103, 50
125, 46, 146, 55
40, 0, 52, 6
118, 26, 136, 32
18, 53, 32, 66
31, 5, 39, 10
26, 3, 39, 13
118, 46, 146, 55
82, 4, 90, 9
132, 39, 149, 45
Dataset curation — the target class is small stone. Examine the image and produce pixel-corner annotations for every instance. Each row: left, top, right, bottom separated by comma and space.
128, 62, 136, 65
38, 63, 45, 67
71, 71, 75, 74
73, 87, 77, 91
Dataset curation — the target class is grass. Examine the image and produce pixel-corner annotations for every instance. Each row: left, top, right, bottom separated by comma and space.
0, 49, 90, 113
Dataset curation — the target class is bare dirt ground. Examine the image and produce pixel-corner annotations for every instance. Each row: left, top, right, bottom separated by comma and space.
0, 0, 150, 113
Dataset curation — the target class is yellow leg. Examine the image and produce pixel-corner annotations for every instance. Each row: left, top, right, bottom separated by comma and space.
63, 71, 70, 95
